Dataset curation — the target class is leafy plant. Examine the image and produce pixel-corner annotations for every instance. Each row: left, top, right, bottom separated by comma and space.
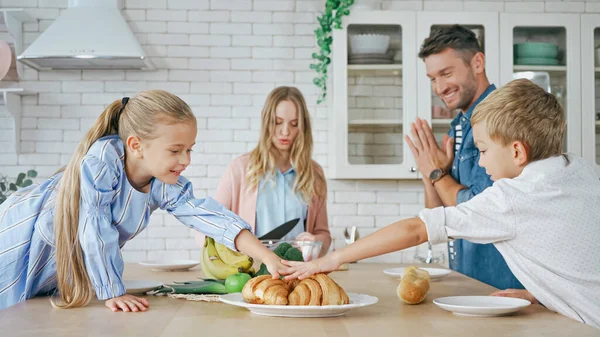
311, 0, 354, 104
0, 169, 37, 204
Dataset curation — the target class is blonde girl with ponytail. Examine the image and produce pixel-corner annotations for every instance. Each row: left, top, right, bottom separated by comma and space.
195, 86, 331, 256
0, 90, 286, 312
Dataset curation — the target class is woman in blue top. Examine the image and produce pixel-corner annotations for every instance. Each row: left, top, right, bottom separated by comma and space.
0, 90, 286, 312
194, 86, 331, 255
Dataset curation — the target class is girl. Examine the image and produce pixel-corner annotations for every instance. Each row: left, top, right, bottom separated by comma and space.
0, 90, 285, 312
195, 86, 331, 256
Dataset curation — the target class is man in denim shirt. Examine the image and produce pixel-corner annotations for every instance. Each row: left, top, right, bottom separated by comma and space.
406, 25, 524, 290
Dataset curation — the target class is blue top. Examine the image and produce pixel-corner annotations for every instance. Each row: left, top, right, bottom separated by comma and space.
0, 135, 251, 310
255, 167, 307, 240
447, 84, 524, 290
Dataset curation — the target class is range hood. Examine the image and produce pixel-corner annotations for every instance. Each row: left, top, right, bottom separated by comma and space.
18, 0, 153, 71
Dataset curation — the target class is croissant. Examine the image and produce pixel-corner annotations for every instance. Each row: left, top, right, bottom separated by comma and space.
241, 275, 289, 305
242, 273, 350, 306
397, 266, 430, 304
288, 278, 323, 306
310, 274, 349, 305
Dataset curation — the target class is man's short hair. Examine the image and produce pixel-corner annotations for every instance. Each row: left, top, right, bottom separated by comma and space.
471, 79, 566, 162
418, 24, 482, 64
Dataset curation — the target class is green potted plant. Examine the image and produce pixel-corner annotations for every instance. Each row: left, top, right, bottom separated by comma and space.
0, 169, 37, 204
311, 0, 354, 104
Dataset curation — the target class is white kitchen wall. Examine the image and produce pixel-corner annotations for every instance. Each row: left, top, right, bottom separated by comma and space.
1, 0, 599, 266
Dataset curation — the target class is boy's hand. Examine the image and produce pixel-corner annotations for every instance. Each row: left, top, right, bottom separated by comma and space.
105, 294, 149, 312
281, 254, 340, 280
490, 289, 538, 304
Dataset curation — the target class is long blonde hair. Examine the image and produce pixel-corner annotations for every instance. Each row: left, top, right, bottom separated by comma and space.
53, 90, 195, 308
246, 86, 325, 203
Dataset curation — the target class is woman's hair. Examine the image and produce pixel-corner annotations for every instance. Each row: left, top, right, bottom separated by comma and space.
245, 86, 325, 203
53, 90, 195, 308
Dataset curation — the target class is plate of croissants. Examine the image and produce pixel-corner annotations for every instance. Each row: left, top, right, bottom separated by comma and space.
219, 274, 378, 317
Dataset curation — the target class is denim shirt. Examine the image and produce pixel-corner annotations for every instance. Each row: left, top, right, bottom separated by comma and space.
447, 84, 525, 290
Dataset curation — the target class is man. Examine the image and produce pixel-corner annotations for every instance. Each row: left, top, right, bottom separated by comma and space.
406, 25, 524, 290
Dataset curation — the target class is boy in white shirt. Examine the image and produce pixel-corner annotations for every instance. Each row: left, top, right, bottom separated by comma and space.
281, 79, 600, 328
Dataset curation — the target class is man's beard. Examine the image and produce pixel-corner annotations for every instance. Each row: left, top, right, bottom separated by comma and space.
442, 72, 478, 112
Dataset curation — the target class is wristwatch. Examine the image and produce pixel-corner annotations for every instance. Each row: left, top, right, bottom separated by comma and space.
429, 168, 446, 185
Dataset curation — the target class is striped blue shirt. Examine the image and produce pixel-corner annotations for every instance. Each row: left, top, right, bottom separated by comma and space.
0, 135, 251, 309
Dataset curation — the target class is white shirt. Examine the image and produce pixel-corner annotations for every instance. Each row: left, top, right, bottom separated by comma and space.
420, 154, 600, 328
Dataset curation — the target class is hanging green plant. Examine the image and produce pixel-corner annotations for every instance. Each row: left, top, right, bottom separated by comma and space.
0, 169, 37, 204
311, 0, 354, 104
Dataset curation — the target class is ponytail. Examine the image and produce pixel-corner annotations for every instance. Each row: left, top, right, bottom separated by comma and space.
52, 100, 124, 308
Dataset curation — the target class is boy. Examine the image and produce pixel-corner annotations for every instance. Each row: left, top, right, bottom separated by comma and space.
281, 79, 600, 328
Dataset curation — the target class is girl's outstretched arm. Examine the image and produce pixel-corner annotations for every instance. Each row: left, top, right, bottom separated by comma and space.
163, 178, 285, 278
234, 229, 287, 278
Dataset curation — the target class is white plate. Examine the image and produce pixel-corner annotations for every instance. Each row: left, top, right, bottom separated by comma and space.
138, 260, 200, 271
219, 292, 378, 318
383, 267, 451, 280
124, 280, 162, 294
433, 296, 531, 317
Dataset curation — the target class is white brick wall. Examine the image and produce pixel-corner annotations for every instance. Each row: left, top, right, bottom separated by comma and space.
2, 0, 600, 266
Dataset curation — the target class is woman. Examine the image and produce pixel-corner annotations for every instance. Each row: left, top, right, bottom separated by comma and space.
196, 86, 331, 256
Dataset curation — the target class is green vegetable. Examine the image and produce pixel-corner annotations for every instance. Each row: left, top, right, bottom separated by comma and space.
256, 245, 305, 276
273, 242, 293, 258
255, 263, 270, 276
283, 247, 304, 262
149, 280, 228, 295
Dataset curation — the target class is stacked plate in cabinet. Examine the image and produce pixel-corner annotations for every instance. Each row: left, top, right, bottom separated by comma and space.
349, 34, 393, 64
514, 42, 560, 65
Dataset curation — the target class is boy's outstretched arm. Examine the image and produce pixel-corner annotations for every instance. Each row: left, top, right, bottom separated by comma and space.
281, 217, 429, 280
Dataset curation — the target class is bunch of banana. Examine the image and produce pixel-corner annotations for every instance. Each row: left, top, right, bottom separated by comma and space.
201, 237, 255, 280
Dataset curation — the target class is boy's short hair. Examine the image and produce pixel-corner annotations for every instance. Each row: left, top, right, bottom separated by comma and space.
418, 24, 482, 64
471, 78, 566, 162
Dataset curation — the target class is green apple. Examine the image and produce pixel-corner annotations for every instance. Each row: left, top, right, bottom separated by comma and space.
225, 273, 252, 293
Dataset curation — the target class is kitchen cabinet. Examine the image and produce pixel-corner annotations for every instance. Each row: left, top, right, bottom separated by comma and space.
331, 11, 596, 179
330, 11, 418, 179
416, 12, 500, 180
500, 13, 581, 155
581, 14, 600, 175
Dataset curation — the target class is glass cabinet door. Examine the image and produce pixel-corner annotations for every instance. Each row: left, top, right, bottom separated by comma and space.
582, 15, 600, 176
331, 11, 417, 179
500, 14, 581, 156
415, 12, 499, 178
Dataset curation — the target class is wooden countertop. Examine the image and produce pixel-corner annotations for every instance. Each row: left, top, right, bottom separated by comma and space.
0, 263, 597, 337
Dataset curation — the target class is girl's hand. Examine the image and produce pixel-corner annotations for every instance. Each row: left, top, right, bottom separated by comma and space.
295, 232, 316, 241
105, 294, 150, 312
281, 253, 340, 280
262, 253, 288, 279
490, 289, 539, 304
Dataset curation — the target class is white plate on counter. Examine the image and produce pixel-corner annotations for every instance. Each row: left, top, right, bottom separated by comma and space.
433, 296, 531, 317
124, 280, 163, 294
138, 260, 200, 272
219, 292, 378, 318
383, 267, 451, 280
